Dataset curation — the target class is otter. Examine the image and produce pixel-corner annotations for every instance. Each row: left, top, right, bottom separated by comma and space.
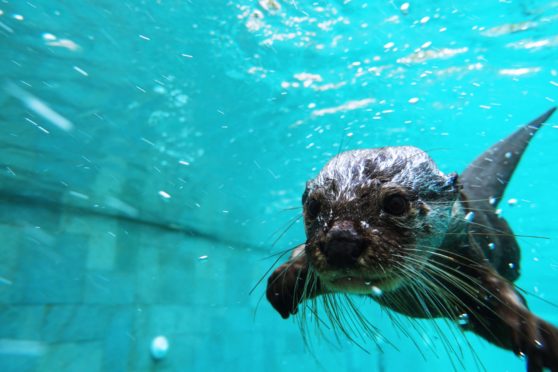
266, 108, 558, 371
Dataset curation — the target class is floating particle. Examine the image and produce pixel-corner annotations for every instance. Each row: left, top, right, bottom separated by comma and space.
158, 190, 171, 199
150, 336, 169, 360
479, 104, 491, 109
508, 263, 515, 269
105, 196, 138, 217
420, 16, 430, 24
181, 53, 193, 58
153, 85, 166, 94
464, 211, 475, 222
42, 33, 56, 41
73, 66, 88, 76
46, 38, 81, 51
505, 152, 512, 159
5, 82, 73, 131
488, 242, 495, 250
179, 160, 190, 166
489, 196, 497, 205
139, 34, 150, 40
421, 41, 432, 48
408, 97, 419, 104
384, 41, 395, 49
439, 27, 447, 32
69, 190, 89, 200
13, 14, 24, 21
507, 198, 518, 206
198, 255, 208, 261
259, 0, 281, 12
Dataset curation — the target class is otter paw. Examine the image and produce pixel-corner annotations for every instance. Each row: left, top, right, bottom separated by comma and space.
266, 263, 308, 319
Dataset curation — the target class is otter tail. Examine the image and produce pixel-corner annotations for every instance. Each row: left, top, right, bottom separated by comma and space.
460, 107, 556, 208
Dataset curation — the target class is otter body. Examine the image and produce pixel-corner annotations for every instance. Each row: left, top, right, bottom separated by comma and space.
266, 108, 558, 371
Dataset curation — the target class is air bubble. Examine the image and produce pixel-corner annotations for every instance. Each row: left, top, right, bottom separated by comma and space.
150, 336, 169, 360
371, 286, 383, 296
400, 3, 410, 14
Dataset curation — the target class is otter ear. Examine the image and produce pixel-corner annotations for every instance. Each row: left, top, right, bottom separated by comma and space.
443, 172, 460, 193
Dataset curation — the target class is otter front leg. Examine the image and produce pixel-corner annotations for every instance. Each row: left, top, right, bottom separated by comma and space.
266, 245, 324, 319
463, 271, 558, 371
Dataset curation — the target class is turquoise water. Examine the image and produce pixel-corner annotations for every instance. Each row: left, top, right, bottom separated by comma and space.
0, 0, 558, 371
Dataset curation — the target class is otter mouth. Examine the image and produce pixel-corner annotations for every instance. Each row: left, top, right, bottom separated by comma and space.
322, 275, 401, 295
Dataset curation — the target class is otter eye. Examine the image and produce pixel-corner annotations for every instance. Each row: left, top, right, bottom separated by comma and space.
383, 194, 408, 216
307, 198, 321, 218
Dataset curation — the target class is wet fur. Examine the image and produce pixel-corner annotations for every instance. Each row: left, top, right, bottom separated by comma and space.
266, 108, 558, 371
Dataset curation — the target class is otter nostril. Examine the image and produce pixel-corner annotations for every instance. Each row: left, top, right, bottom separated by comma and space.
323, 239, 364, 268
322, 220, 364, 268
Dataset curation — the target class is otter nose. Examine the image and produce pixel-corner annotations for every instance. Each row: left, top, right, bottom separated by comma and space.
321, 221, 364, 268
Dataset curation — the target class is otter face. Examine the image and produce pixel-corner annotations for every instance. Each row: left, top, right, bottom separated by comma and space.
302, 147, 459, 295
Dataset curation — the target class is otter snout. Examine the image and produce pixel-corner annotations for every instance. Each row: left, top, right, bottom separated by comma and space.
320, 221, 364, 268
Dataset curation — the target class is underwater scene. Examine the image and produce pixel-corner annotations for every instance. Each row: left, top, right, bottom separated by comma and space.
1, 0, 558, 371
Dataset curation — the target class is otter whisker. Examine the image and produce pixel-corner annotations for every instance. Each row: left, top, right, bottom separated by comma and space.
391, 262, 489, 372
399, 251, 528, 347
442, 231, 550, 240
250, 243, 306, 296
269, 213, 304, 248
261, 243, 303, 261
394, 264, 467, 371
280, 206, 303, 211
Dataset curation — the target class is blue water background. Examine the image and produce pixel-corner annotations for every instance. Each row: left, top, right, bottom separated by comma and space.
0, 0, 558, 371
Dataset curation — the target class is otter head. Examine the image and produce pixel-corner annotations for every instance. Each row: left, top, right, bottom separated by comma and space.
302, 146, 460, 295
